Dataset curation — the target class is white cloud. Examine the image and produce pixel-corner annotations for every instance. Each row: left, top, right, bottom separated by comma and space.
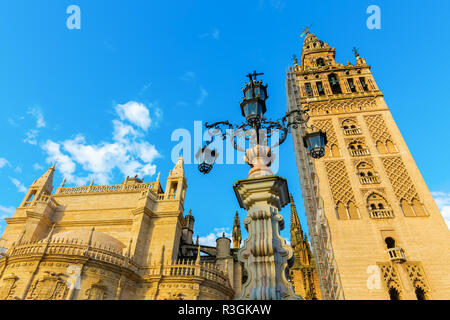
14, 167, 22, 173
431, 192, 450, 229
27, 107, 46, 128
0, 205, 15, 219
10, 177, 27, 194
180, 72, 196, 82
198, 228, 233, 247
0, 158, 9, 169
42, 101, 160, 186
33, 163, 44, 171
199, 28, 220, 40
116, 101, 151, 131
24, 129, 39, 145
196, 86, 208, 106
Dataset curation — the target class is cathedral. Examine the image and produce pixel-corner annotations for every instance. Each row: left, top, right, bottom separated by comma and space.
0, 157, 244, 300
0, 31, 448, 300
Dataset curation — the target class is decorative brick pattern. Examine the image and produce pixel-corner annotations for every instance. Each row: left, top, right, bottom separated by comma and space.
325, 161, 355, 205
381, 157, 419, 202
365, 114, 392, 144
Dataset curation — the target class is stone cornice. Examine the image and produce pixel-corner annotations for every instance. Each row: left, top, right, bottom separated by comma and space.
233, 175, 290, 210
131, 207, 153, 217
55, 219, 134, 227
296, 63, 371, 76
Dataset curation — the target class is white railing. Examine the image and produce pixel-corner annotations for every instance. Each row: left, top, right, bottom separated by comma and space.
387, 247, 406, 262
56, 182, 156, 195
343, 128, 362, 135
143, 260, 229, 286
369, 209, 394, 219
360, 176, 380, 184
350, 149, 370, 156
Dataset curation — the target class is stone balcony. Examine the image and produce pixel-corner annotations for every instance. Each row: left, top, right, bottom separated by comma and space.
360, 176, 380, 185
369, 209, 394, 219
387, 247, 406, 263
343, 128, 362, 136
350, 149, 370, 157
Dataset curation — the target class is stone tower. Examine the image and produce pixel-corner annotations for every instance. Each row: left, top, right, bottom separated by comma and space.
286, 31, 450, 300
288, 195, 321, 300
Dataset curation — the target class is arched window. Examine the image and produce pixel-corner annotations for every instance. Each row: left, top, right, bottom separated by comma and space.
349, 141, 369, 156
348, 201, 359, 219
331, 145, 341, 157
367, 193, 392, 218
336, 202, 348, 220
328, 74, 342, 94
388, 287, 401, 300
317, 58, 325, 67
358, 163, 379, 184
385, 237, 396, 249
376, 141, 387, 154
415, 286, 427, 300
412, 199, 427, 217
401, 199, 415, 217
386, 140, 397, 153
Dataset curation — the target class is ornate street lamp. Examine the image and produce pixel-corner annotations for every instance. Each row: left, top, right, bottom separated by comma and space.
197, 71, 327, 173
197, 72, 327, 301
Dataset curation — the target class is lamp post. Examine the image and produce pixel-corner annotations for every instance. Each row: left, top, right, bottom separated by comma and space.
196, 72, 327, 300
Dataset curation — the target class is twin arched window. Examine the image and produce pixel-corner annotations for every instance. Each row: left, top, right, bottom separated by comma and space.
316, 58, 325, 67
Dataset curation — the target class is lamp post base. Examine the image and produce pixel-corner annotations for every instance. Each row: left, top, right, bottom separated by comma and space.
233, 175, 302, 300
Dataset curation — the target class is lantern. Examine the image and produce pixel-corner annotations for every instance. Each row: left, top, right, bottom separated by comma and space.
240, 80, 268, 127
195, 145, 219, 174
303, 130, 327, 159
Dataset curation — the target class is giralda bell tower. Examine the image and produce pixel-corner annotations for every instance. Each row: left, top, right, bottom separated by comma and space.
286, 31, 450, 300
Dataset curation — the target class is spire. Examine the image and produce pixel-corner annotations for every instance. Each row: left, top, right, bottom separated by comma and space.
290, 194, 302, 231
170, 155, 185, 177
195, 245, 201, 265
232, 211, 242, 249
60, 178, 66, 188
32, 164, 56, 194
299, 31, 336, 71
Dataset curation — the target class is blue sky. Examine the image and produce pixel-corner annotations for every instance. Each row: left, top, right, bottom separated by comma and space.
0, 0, 449, 246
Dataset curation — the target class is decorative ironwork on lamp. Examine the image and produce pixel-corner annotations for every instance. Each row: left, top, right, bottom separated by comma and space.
197, 71, 327, 173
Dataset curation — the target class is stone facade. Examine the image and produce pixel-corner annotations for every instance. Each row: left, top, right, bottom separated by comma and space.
287, 32, 450, 299
0, 157, 240, 300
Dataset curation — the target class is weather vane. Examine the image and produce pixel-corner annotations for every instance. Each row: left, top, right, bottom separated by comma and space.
300, 24, 313, 37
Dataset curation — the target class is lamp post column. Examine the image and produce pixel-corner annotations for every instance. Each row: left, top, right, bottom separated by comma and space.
233, 145, 301, 300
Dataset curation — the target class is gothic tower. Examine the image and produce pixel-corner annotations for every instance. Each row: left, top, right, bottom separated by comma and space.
289, 195, 322, 300
287, 31, 450, 299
